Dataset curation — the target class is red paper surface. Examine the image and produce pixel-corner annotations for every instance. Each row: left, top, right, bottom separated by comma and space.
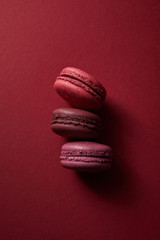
0, 0, 160, 239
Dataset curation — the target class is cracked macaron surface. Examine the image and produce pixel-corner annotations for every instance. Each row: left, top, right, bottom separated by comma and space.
54, 67, 106, 111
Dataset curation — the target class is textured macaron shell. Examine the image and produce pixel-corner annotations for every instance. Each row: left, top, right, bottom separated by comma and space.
60, 141, 112, 172
54, 67, 106, 111
51, 108, 102, 139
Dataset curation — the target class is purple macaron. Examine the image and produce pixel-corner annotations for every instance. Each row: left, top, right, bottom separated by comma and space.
54, 67, 106, 111
60, 141, 112, 172
51, 108, 102, 139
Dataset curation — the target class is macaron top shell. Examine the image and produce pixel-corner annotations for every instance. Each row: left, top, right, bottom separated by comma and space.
52, 108, 101, 127
61, 141, 112, 157
54, 67, 106, 111
60, 67, 106, 100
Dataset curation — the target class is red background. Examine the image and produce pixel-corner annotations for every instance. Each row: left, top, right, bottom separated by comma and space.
0, 0, 160, 239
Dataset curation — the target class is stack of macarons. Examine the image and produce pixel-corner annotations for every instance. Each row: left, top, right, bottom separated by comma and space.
51, 67, 112, 172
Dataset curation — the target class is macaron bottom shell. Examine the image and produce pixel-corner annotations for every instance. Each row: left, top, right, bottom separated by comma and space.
61, 160, 112, 173
51, 124, 100, 140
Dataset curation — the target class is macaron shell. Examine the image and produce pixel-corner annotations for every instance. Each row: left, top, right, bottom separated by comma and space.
54, 79, 102, 111
61, 160, 111, 173
51, 124, 100, 139
61, 141, 112, 153
52, 108, 101, 121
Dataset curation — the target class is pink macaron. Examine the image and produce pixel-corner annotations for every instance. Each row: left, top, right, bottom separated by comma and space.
54, 67, 106, 111
51, 108, 102, 139
60, 141, 112, 172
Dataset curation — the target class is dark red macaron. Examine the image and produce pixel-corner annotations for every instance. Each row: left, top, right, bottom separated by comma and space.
51, 108, 102, 140
54, 67, 106, 111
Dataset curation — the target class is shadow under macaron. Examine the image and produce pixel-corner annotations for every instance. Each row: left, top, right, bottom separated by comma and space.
75, 99, 136, 203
